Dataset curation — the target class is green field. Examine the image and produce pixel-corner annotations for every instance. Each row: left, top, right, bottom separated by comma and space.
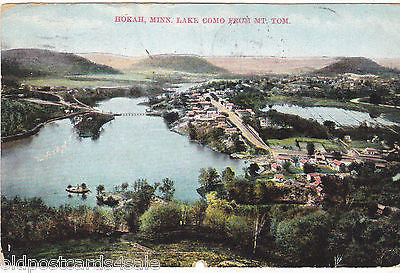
21, 70, 210, 88
7, 235, 266, 267
21, 73, 150, 88
349, 140, 386, 151
268, 137, 344, 153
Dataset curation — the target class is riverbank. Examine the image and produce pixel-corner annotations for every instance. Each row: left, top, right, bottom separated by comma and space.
1, 111, 92, 143
1, 98, 68, 142
73, 112, 115, 138
1, 80, 179, 143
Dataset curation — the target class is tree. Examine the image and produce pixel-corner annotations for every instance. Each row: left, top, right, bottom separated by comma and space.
121, 182, 129, 191
130, 179, 159, 214
236, 204, 270, 254
332, 151, 342, 161
210, 127, 225, 141
282, 160, 292, 173
323, 120, 336, 131
369, 91, 382, 105
231, 135, 246, 153
139, 203, 182, 235
197, 167, 223, 198
158, 178, 175, 202
272, 210, 330, 266
303, 162, 316, 174
306, 142, 315, 156
199, 167, 220, 187
321, 175, 351, 211
222, 167, 235, 190
126, 210, 140, 232
188, 122, 197, 140
162, 111, 179, 125
191, 199, 207, 226
96, 184, 105, 195
248, 163, 260, 177
204, 192, 236, 233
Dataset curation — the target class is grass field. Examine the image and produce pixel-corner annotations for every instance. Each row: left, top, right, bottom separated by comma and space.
21, 70, 210, 88
7, 235, 266, 267
22, 77, 139, 88
268, 137, 344, 152
350, 140, 386, 151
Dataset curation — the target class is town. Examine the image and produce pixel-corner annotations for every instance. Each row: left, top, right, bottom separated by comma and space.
149, 74, 400, 206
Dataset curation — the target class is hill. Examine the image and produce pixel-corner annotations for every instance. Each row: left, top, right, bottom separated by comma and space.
1, 48, 120, 83
77, 53, 142, 71
316, 57, 399, 75
132, 54, 227, 74
206, 56, 337, 75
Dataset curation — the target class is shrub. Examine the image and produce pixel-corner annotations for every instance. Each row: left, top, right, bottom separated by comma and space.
139, 203, 182, 235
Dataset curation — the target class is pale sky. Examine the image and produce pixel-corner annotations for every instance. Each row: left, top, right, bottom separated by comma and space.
1, 3, 400, 58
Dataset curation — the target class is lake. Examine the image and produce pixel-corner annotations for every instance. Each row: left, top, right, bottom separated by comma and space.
264, 104, 398, 127
1, 97, 246, 207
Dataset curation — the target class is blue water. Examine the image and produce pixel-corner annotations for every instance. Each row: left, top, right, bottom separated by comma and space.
1, 97, 246, 207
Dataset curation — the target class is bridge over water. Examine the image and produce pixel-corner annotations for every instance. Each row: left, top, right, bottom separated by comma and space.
101, 111, 162, 117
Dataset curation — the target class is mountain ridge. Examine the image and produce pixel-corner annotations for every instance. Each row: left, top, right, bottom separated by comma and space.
1, 48, 121, 84
316, 57, 399, 75
131, 54, 227, 74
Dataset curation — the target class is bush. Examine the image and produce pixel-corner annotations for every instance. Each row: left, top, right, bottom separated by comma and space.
162, 111, 180, 125
139, 203, 182, 235
226, 215, 252, 247
271, 210, 330, 266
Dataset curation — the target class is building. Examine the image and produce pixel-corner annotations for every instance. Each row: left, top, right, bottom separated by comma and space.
344, 135, 352, 142
331, 159, 346, 172
277, 154, 292, 164
260, 119, 270, 128
235, 109, 255, 117
364, 148, 378, 155
271, 163, 282, 172
226, 103, 234, 111
225, 127, 239, 135
307, 173, 321, 183
274, 174, 285, 182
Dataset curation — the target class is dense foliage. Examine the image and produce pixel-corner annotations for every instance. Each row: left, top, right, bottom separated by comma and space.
1, 98, 65, 137
1, 197, 122, 248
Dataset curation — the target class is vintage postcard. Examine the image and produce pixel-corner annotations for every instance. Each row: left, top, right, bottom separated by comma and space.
1, 2, 400, 269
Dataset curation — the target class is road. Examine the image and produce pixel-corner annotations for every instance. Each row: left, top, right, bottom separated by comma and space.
209, 98, 270, 152
350, 97, 400, 110
29, 90, 100, 112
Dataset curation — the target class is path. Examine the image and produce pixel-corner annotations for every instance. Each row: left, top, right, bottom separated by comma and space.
209, 97, 271, 153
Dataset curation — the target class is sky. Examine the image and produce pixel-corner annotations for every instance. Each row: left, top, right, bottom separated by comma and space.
1, 3, 400, 58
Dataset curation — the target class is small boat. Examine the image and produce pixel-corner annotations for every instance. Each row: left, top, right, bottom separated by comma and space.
66, 183, 91, 194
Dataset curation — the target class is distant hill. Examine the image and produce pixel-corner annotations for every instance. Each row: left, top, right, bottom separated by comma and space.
132, 54, 227, 74
206, 56, 337, 75
1, 48, 120, 83
316, 57, 399, 75
78, 53, 143, 71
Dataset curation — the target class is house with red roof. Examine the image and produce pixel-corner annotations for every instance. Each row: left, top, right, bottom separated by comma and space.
331, 159, 346, 172
274, 174, 285, 182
